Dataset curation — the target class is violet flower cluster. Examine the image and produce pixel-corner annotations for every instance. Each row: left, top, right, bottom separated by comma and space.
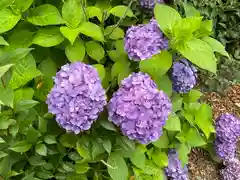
108, 72, 172, 144
46, 62, 107, 134
220, 158, 240, 180
165, 150, 189, 180
139, 0, 165, 9
124, 19, 168, 61
171, 59, 197, 93
214, 113, 240, 160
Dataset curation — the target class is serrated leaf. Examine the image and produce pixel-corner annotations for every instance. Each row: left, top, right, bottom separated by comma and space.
27, 4, 64, 26
103, 139, 111, 153
65, 38, 85, 62
85, 41, 105, 62
33, 27, 64, 47
87, 6, 102, 22
60, 26, 81, 45
93, 64, 106, 81
0, 36, 9, 46
11, 0, 34, 13
105, 26, 124, 40
78, 22, 104, 41
9, 140, 32, 153
176, 38, 216, 73
164, 113, 181, 131
154, 4, 181, 35
0, 8, 21, 34
62, 0, 84, 28
202, 36, 229, 57
44, 135, 57, 144
153, 131, 169, 148
107, 153, 128, 180
36, 144, 47, 156
15, 100, 39, 112
109, 5, 134, 18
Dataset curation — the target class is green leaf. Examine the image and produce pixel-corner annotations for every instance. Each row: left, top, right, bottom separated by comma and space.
107, 153, 128, 180
164, 113, 181, 131
65, 38, 85, 62
27, 126, 41, 144
44, 135, 57, 144
177, 143, 191, 166
183, 2, 200, 17
109, 5, 134, 18
11, 0, 34, 13
0, 48, 32, 64
0, 87, 14, 107
91, 140, 105, 159
0, 0, 15, 10
9, 140, 32, 153
60, 26, 81, 45
36, 144, 47, 156
38, 58, 57, 77
154, 75, 172, 97
14, 87, 34, 104
9, 123, 19, 137
33, 27, 64, 47
59, 133, 77, 148
27, 4, 64, 26
105, 26, 124, 40
75, 163, 89, 174
0, 36, 9, 46
153, 131, 169, 148
99, 119, 117, 131
172, 94, 183, 112
195, 104, 215, 138
0, 137, 5, 144
93, 64, 106, 81
194, 20, 212, 38
0, 152, 8, 159
15, 100, 39, 112
188, 89, 202, 102
185, 127, 206, 147
130, 151, 146, 169
0, 116, 15, 129
28, 155, 46, 166
176, 38, 216, 73
111, 61, 130, 79
0, 8, 21, 34
152, 150, 168, 168
76, 137, 91, 160
103, 139, 112, 153
142, 160, 161, 175
139, 51, 172, 78
85, 41, 105, 62
78, 22, 104, 41
62, 0, 84, 28
87, 6, 102, 22
202, 36, 229, 57
0, 64, 13, 78
154, 4, 181, 35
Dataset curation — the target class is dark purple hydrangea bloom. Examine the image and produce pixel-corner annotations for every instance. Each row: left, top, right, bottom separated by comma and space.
171, 59, 197, 93
124, 19, 168, 61
165, 150, 189, 180
108, 72, 172, 144
215, 114, 240, 143
139, 0, 165, 9
220, 158, 240, 180
214, 138, 236, 160
46, 62, 107, 134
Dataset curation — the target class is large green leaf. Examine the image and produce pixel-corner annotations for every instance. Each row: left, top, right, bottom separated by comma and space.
0, 116, 15, 129
27, 4, 64, 26
0, 36, 9, 46
78, 22, 104, 42
44, 135, 57, 144
33, 27, 64, 47
15, 100, 39, 112
154, 75, 172, 97
60, 133, 78, 148
164, 113, 181, 131
0, 64, 13, 78
130, 151, 146, 169
107, 153, 128, 180
9, 140, 32, 153
27, 126, 41, 144
104, 26, 124, 40
0, 0, 15, 10
153, 131, 169, 148
176, 38, 216, 73
91, 140, 105, 159
109, 5, 134, 18
154, 4, 181, 35
93, 64, 106, 81
11, 0, 34, 13
185, 127, 206, 147
60, 26, 81, 45
87, 6, 103, 22
0, 87, 14, 107
177, 143, 191, 166
152, 150, 168, 168
85, 41, 105, 62
36, 144, 47, 156
183, 2, 200, 17
0, 8, 21, 34
65, 38, 85, 62
14, 87, 34, 103
62, 0, 84, 28
76, 137, 91, 160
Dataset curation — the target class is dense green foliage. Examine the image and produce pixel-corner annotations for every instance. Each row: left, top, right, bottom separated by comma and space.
0, 0, 227, 179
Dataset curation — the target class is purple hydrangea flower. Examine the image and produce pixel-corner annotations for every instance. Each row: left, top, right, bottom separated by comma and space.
220, 158, 240, 180
215, 114, 240, 143
171, 59, 197, 93
139, 0, 165, 9
214, 138, 236, 160
108, 72, 172, 144
124, 19, 168, 61
46, 62, 107, 134
165, 150, 189, 180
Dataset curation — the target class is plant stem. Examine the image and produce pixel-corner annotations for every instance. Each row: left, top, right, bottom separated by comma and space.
1, 78, 5, 89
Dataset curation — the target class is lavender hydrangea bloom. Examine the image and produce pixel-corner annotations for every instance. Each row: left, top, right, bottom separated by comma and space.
108, 72, 171, 144
165, 150, 189, 180
171, 59, 197, 93
214, 138, 236, 160
215, 114, 240, 143
46, 62, 107, 134
220, 158, 240, 180
124, 19, 168, 61
139, 0, 165, 9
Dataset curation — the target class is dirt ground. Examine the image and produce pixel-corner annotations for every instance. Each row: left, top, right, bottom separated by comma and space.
188, 84, 240, 180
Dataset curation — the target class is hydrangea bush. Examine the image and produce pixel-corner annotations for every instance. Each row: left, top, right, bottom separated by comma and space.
0, 0, 229, 179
